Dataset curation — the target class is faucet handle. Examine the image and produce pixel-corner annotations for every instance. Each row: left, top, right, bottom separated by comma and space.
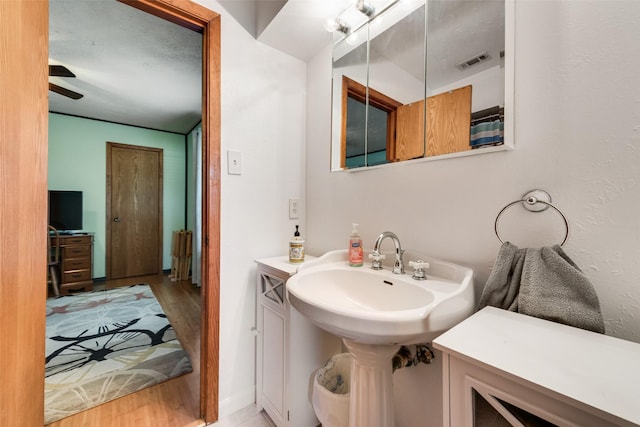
409, 260, 430, 280
369, 252, 386, 270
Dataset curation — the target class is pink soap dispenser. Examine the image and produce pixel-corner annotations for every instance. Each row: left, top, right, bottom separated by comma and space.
348, 223, 363, 267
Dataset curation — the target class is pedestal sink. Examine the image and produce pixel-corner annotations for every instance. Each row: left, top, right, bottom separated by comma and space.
286, 249, 474, 427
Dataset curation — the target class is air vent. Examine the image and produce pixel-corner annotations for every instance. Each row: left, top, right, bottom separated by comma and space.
456, 52, 490, 71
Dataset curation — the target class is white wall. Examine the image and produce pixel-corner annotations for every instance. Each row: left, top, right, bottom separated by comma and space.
432, 64, 504, 112
193, 0, 307, 418
306, 1, 640, 426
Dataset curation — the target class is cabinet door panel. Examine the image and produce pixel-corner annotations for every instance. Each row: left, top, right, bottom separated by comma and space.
262, 304, 286, 421
426, 85, 472, 157
395, 100, 426, 161
447, 357, 618, 427
260, 272, 285, 307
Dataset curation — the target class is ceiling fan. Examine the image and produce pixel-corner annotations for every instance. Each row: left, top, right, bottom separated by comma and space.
49, 65, 83, 100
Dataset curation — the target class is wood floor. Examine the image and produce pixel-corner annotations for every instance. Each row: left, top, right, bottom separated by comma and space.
47, 274, 203, 427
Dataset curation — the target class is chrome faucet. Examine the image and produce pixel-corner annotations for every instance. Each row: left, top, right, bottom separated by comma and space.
371, 231, 405, 274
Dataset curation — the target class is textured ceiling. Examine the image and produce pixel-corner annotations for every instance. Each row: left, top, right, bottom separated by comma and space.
48, 1, 504, 135
47, 0, 337, 135
49, 0, 202, 134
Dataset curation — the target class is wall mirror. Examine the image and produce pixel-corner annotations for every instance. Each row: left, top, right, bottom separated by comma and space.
330, 0, 514, 171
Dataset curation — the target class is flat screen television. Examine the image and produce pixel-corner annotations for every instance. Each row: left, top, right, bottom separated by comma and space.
48, 190, 83, 232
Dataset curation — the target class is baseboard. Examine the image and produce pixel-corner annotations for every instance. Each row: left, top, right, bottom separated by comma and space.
217, 386, 256, 420
91, 270, 172, 283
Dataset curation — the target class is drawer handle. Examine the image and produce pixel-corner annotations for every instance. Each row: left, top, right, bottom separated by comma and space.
71, 274, 82, 278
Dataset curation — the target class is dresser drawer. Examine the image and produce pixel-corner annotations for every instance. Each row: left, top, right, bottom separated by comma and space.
62, 235, 92, 246
64, 245, 91, 258
62, 257, 91, 271
63, 269, 92, 283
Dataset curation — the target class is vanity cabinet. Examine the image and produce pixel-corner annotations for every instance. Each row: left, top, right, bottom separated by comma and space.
255, 257, 341, 427
433, 307, 640, 427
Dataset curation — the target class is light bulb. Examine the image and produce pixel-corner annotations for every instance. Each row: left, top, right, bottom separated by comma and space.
324, 18, 350, 34
323, 17, 339, 32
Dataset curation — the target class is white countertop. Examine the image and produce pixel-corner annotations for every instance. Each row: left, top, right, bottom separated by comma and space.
255, 255, 317, 276
433, 307, 640, 425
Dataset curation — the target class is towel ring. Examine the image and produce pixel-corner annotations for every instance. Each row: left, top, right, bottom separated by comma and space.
494, 190, 570, 246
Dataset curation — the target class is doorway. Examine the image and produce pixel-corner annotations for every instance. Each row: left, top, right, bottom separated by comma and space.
1, 2, 220, 427
106, 142, 163, 280
0, 0, 219, 424
120, 2, 222, 423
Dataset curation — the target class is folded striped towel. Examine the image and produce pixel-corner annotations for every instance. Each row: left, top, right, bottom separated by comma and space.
470, 120, 504, 147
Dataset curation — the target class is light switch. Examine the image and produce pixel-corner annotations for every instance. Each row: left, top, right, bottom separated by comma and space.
227, 150, 242, 175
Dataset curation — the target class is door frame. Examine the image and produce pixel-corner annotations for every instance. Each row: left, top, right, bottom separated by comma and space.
0, 1, 49, 426
0, 0, 220, 423
106, 142, 164, 280
117, 1, 222, 421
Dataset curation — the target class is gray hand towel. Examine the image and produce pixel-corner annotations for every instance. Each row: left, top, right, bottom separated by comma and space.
477, 242, 605, 333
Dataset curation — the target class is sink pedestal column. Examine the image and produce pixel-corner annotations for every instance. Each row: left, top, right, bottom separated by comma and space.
343, 339, 400, 427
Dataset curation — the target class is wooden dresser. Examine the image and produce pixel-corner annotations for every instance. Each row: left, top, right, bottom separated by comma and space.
54, 234, 93, 295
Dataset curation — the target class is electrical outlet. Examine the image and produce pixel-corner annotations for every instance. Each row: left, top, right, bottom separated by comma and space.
289, 198, 300, 219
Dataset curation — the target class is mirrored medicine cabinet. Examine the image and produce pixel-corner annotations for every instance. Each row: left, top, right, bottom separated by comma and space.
330, 0, 514, 171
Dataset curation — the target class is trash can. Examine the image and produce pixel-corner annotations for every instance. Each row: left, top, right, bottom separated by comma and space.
312, 353, 352, 427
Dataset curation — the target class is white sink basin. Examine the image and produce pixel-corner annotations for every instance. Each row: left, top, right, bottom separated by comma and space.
287, 249, 474, 345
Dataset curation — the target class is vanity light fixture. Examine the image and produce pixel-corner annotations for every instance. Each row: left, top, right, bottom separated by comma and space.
325, 0, 390, 36
323, 17, 351, 34
356, 0, 376, 17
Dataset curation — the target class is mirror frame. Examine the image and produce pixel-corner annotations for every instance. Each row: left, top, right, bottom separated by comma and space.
340, 76, 405, 168
330, 0, 515, 172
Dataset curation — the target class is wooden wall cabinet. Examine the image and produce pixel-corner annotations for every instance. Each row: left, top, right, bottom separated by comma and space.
255, 257, 341, 427
393, 85, 472, 161
54, 234, 93, 295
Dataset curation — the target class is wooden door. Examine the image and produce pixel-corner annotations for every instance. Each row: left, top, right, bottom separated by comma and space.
107, 142, 163, 279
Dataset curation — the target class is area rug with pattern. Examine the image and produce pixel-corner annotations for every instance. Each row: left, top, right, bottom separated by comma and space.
44, 284, 192, 425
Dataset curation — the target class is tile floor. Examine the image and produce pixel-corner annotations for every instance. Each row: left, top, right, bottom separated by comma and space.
210, 405, 276, 427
